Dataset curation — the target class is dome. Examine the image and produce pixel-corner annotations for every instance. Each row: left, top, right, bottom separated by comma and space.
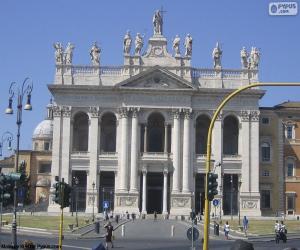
32, 119, 53, 140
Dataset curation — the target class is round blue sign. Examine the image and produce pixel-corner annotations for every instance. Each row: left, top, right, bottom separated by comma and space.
187, 227, 199, 241
212, 199, 219, 206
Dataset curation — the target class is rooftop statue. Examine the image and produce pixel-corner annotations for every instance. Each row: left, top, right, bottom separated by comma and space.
90, 42, 101, 66
134, 33, 144, 55
212, 42, 222, 69
172, 35, 181, 56
123, 30, 132, 54
153, 10, 163, 35
240, 47, 249, 69
249, 47, 260, 69
64, 42, 75, 64
184, 34, 192, 57
53, 42, 64, 64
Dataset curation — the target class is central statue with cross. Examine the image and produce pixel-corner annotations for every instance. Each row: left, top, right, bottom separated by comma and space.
153, 9, 164, 35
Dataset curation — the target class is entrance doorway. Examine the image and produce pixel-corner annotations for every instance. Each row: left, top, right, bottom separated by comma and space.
147, 173, 163, 213
223, 174, 238, 215
71, 171, 87, 212
195, 173, 205, 215
99, 171, 115, 213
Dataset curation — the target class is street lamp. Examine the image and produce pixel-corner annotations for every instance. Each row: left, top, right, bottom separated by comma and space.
0, 131, 13, 157
238, 178, 242, 226
73, 177, 79, 227
92, 182, 95, 222
230, 174, 233, 221
219, 184, 222, 221
5, 78, 33, 247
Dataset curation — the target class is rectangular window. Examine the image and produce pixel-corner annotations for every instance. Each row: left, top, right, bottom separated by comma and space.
262, 146, 270, 162
262, 170, 270, 177
39, 163, 51, 174
287, 163, 294, 177
44, 142, 50, 151
261, 117, 269, 124
287, 196, 295, 210
261, 190, 271, 209
287, 125, 293, 139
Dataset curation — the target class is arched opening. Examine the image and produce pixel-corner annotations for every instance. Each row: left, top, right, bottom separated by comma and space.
100, 113, 117, 153
195, 115, 211, 154
147, 113, 165, 152
72, 112, 89, 152
223, 115, 239, 155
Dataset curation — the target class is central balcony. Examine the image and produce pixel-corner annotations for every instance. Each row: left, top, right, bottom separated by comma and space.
140, 152, 172, 163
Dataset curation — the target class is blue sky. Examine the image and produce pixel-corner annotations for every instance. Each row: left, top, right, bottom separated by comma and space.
0, 0, 299, 152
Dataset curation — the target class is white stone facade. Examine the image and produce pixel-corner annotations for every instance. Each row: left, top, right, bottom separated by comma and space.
48, 14, 264, 216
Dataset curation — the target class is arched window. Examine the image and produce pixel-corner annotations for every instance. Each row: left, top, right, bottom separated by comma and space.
72, 112, 89, 152
195, 115, 211, 154
261, 142, 271, 162
100, 113, 117, 152
286, 157, 295, 177
223, 116, 239, 155
147, 113, 165, 152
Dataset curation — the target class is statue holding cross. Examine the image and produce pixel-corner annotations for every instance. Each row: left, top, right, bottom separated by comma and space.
153, 10, 163, 35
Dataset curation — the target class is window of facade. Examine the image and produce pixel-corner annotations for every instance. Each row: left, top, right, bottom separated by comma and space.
261, 190, 271, 209
44, 142, 50, 151
261, 142, 271, 162
39, 163, 51, 174
262, 170, 270, 177
287, 195, 295, 210
100, 113, 117, 153
261, 117, 269, 125
285, 123, 295, 140
147, 113, 165, 152
286, 158, 295, 177
195, 115, 210, 154
72, 112, 89, 152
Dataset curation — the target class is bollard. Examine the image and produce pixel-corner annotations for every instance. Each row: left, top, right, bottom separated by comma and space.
171, 225, 175, 237
121, 224, 125, 237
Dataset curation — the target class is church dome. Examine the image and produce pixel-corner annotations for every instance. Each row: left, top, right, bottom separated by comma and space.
32, 119, 53, 140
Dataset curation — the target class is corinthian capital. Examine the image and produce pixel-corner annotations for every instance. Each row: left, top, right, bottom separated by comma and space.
118, 107, 129, 119
183, 108, 192, 119
172, 109, 181, 119
130, 107, 140, 118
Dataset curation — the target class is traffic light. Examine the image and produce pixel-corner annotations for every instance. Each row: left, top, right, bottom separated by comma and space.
53, 182, 61, 205
62, 183, 71, 208
207, 172, 218, 201
0, 173, 12, 203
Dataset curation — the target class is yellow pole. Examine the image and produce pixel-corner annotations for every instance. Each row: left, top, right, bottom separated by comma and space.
59, 207, 64, 250
203, 82, 300, 250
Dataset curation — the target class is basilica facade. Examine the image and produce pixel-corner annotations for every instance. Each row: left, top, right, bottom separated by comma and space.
48, 11, 264, 216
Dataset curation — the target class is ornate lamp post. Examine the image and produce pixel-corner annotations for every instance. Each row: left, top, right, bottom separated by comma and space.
238, 178, 242, 225
5, 78, 33, 247
92, 182, 95, 222
0, 131, 13, 157
73, 177, 79, 227
230, 174, 233, 221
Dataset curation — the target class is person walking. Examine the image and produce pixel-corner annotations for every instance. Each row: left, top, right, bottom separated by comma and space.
243, 216, 249, 237
154, 211, 157, 221
224, 221, 230, 240
104, 221, 114, 249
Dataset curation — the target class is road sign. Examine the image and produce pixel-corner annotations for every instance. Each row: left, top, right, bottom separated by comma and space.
187, 227, 199, 241
103, 201, 109, 209
212, 199, 219, 207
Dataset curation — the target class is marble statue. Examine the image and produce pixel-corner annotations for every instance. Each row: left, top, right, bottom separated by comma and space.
134, 33, 144, 55
249, 47, 260, 69
240, 47, 249, 69
184, 34, 192, 57
212, 42, 222, 69
153, 10, 163, 35
53, 42, 64, 64
90, 42, 101, 66
123, 30, 132, 54
64, 42, 74, 64
172, 35, 181, 56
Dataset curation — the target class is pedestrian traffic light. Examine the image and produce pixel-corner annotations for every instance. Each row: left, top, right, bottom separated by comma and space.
0, 173, 12, 203
207, 172, 218, 201
62, 183, 71, 208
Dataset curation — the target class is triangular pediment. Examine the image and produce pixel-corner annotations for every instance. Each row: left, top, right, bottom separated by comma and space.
116, 66, 195, 90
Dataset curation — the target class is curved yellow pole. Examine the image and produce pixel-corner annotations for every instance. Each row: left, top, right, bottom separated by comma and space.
203, 82, 300, 250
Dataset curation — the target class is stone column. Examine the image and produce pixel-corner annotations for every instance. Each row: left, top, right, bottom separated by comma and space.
144, 124, 148, 153
172, 109, 181, 193
142, 168, 147, 214
164, 123, 168, 153
130, 108, 139, 193
61, 106, 72, 184
86, 107, 99, 213
182, 109, 192, 193
118, 108, 129, 191
163, 168, 168, 215
240, 111, 250, 193
48, 106, 62, 212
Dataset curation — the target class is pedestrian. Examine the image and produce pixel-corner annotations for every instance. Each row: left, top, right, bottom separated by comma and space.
126, 211, 129, 220
274, 220, 280, 233
154, 211, 157, 221
132, 212, 135, 222
224, 221, 230, 240
115, 214, 119, 224
243, 216, 249, 237
104, 221, 114, 249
